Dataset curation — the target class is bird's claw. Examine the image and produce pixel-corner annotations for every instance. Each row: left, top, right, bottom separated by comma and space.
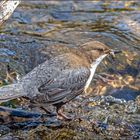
56, 108, 73, 121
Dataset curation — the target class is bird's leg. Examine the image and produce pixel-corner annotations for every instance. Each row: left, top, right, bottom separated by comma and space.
96, 73, 115, 83
40, 106, 56, 116
56, 106, 72, 121
24, 97, 56, 117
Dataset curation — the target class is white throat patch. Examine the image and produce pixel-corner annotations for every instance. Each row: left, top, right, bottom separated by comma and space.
84, 54, 108, 93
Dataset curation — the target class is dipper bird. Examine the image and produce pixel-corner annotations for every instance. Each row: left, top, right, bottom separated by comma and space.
0, 41, 120, 120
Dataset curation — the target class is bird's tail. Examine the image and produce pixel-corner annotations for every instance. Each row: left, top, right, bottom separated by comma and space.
0, 83, 24, 103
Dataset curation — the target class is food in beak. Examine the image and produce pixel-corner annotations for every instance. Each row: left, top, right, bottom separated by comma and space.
110, 50, 122, 59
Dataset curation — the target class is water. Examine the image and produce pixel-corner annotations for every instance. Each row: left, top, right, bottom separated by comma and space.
0, 1, 140, 72
0, 1, 140, 139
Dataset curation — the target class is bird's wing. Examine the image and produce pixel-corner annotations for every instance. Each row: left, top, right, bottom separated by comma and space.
37, 67, 90, 105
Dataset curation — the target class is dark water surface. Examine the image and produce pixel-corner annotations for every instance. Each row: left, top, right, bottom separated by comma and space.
0, 1, 140, 73
0, 1, 140, 139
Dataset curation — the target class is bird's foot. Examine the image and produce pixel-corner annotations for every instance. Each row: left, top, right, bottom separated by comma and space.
97, 73, 115, 83
57, 112, 72, 121
40, 106, 56, 117
56, 107, 73, 121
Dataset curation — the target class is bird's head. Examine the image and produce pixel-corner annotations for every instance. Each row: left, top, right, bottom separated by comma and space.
81, 41, 121, 62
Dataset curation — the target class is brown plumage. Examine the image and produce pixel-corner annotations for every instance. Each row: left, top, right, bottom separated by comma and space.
0, 41, 117, 120
40, 40, 110, 62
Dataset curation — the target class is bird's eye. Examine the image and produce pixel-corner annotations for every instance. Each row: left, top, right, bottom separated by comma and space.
95, 48, 104, 52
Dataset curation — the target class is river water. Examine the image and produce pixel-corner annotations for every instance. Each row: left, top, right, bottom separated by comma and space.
0, 1, 140, 139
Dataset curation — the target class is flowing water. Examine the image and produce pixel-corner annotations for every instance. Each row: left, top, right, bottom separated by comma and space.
0, 1, 140, 139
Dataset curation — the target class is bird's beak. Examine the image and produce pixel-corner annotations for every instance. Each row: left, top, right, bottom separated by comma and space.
109, 49, 122, 58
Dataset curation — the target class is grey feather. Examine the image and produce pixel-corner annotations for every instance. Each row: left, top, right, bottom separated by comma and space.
0, 53, 90, 105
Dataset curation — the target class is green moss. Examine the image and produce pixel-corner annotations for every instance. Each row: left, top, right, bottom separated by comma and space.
52, 129, 76, 140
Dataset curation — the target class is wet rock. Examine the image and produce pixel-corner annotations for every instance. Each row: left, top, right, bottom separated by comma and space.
1, 0, 140, 139
0, 125, 10, 136
125, 100, 138, 114
102, 95, 126, 105
107, 88, 140, 101
27, 125, 51, 140
92, 121, 134, 138
135, 95, 140, 106
87, 95, 126, 107
0, 134, 22, 140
